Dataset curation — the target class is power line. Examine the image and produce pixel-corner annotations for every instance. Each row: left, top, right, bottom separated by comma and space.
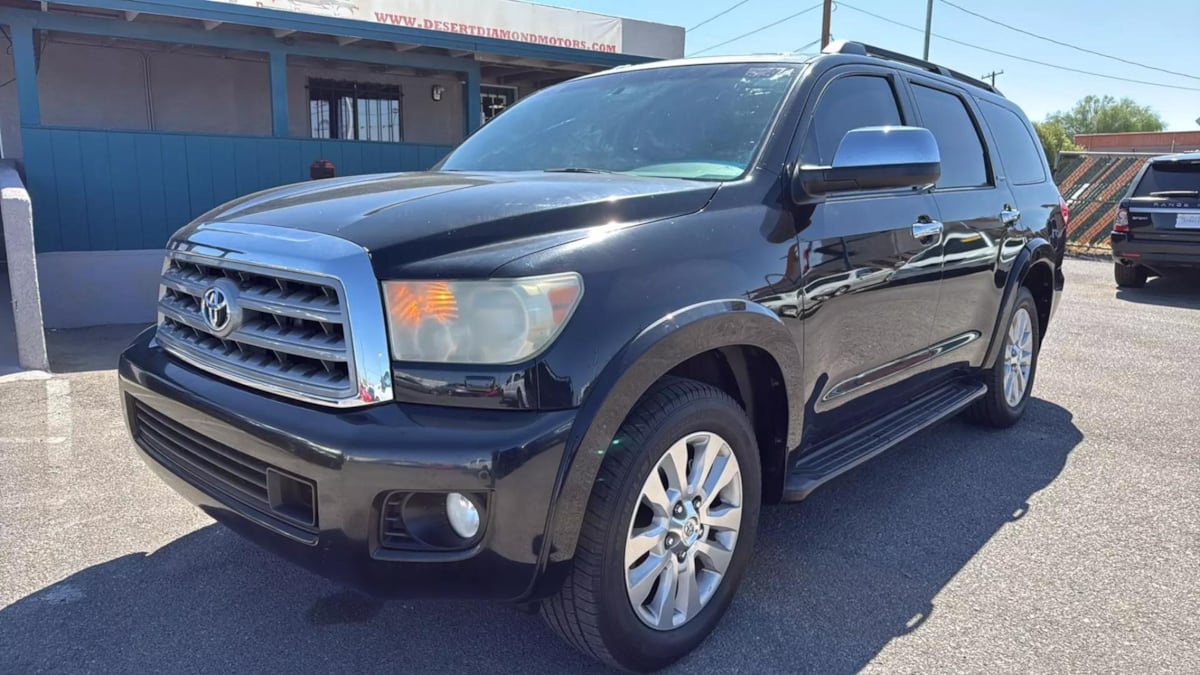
939, 0, 1200, 82
836, 2, 1200, 92
688, 0, 754, 33
795, 38, 823, 53
689, 3, 823, 56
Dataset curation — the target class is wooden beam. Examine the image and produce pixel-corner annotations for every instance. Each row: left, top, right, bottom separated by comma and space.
547, 63, 595, 74
465, 67, 481, 133
269, 50, 288, 137
495, 68, 549, 83
484, 54, 594, 74
10, 21, 41, 125
488, 54, 537, 67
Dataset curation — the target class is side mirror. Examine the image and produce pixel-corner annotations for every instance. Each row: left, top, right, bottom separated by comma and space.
794, 126, 941, 198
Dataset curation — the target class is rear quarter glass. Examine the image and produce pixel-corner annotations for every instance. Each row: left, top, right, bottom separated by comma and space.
977, 99, 1047, 186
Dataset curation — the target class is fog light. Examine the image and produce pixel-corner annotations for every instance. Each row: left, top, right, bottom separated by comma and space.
446, 492, 480, 539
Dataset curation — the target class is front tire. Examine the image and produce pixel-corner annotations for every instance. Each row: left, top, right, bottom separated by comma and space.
966, 287, 1040, 428
1114, 262, 1147, 288
541, 377, 761, 672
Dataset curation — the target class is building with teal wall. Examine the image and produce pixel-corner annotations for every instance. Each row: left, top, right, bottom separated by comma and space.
0, 0, 681, 331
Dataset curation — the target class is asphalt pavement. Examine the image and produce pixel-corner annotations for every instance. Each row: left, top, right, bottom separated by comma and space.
1, 258, 1198, 673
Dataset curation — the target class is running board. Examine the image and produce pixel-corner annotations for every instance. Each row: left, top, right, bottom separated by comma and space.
782, 380, 987, 501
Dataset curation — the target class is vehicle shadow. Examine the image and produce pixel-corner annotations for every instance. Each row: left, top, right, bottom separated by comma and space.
1115, 271, 1200, 309
46, 323, 150, 374
0, 399, 1081, 674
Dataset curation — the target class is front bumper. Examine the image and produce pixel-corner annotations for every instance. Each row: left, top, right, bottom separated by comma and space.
1111, 233, 1200, 270
119, 328, 576, 600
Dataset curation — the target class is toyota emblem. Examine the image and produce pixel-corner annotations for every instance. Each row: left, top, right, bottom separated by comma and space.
201, 280, 241, 337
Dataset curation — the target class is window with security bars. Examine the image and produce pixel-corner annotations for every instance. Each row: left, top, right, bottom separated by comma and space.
308, 79, 403, 142
481, 86, 517, 124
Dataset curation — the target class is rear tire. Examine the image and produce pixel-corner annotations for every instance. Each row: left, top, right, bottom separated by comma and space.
1114, 263, 1147, 288
540, 377, 761, 672
966, 287, 1040, 428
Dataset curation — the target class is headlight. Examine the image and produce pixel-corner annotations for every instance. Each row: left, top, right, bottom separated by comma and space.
382, 273, 583, 364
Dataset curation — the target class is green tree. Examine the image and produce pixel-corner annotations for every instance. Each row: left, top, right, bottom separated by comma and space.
1046, 95, 1166, 138
1033, 120, 1082, 168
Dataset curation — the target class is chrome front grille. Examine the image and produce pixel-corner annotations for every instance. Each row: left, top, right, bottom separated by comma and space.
156, 253, 357, 403
155, 221, 395, 408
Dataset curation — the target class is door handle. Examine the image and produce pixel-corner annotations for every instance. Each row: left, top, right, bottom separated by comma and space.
911, 219, 943, 242
1001, 206, 1021, 225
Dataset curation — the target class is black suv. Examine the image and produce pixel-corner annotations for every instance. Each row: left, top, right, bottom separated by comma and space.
118, 41, 1065, 671
1112, 152, 1200, 287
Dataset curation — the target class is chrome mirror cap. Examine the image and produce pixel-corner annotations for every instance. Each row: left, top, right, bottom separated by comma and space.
831, 125, 940, 169
794, 125, 942, 198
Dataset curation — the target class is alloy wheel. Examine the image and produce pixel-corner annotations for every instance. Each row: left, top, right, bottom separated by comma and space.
1002, 306, 1034, 407
624, 431, 743, 630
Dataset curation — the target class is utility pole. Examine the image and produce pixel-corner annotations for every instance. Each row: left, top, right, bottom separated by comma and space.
981, 70, 1004, 87
821, 0, 833, 49
922, 0, 933, 60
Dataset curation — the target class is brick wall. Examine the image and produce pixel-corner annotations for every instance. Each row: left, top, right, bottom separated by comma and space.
1075, 131, 1200, 154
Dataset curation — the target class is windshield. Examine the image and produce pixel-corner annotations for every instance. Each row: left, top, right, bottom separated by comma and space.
440, 63, 799, 181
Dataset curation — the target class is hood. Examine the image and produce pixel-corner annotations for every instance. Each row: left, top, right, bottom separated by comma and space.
198, 171, 718, 276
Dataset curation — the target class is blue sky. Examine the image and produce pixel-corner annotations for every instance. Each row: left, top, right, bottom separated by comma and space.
536, 0, 1200, 131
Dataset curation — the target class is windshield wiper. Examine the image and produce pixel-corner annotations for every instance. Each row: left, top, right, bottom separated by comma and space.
1150, 190, 1200, 198
543, 167, 619, 174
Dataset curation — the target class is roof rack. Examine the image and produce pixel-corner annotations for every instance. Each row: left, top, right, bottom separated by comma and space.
822, 40, 1001, 95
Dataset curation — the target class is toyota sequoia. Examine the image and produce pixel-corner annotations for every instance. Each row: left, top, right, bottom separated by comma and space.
118, 41, 1066, 671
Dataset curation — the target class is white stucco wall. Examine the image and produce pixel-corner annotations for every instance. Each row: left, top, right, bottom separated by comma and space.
38, 41, 152, 130
0, 159, 49, 368
37, 249, 163, 328
149, 52, 272, 136
34, 40, 271, 136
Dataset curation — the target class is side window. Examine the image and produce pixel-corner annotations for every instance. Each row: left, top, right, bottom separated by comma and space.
802, 75, 903, 166
911, 83, 989, 189
979, 100, 1046, 185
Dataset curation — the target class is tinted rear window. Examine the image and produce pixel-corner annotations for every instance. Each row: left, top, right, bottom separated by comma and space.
979, 100, 1046, 185
911, 84, 990, 189
1133, 161, 1200, 196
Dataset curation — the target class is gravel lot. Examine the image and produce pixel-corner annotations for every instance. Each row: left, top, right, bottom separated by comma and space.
2, 258, 1198, 673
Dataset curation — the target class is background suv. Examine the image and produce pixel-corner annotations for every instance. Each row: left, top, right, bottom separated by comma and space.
1112, 152, 1200, 287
